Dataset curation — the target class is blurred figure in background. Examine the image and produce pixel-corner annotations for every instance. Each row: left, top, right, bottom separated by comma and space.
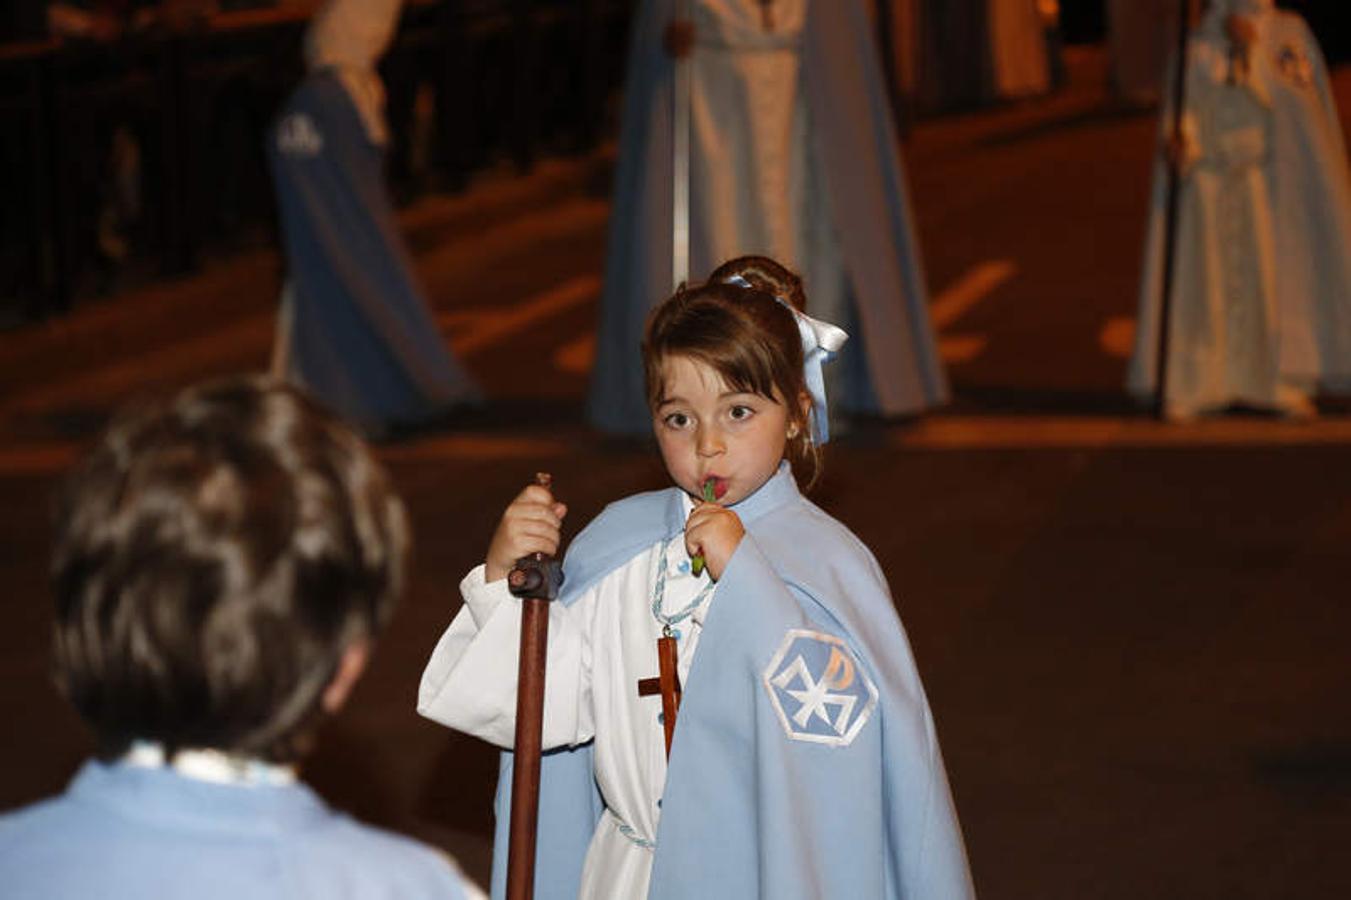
269, 0, 479, 438
588, 0, 947, 437
1128, 0, 1351, 420
873, 0, 1059, 114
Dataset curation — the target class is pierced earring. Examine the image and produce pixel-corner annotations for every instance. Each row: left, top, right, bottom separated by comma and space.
787, 424, 799, 439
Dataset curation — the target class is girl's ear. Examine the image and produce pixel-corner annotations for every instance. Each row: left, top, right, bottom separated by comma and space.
797, 390, 813, 431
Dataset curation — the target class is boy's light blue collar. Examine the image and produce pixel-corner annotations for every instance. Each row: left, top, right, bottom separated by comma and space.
121, 741, 298, 788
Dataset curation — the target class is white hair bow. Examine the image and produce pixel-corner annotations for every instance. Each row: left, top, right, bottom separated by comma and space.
725, 275, 849, 444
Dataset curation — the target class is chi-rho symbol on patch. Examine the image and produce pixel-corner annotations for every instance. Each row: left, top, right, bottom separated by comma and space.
763, 629, 878, 746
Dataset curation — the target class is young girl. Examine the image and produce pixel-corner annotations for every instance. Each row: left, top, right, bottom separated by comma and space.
419, 269, 974, 899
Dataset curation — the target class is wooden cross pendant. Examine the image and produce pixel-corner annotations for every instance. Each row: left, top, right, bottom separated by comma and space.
637, 635, 682, 757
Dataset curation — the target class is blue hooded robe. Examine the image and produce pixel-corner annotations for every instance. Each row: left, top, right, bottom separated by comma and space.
478, 465, 975, 899
268, 71, 480, 436
0, 760, 476, 899
587, 0, 948, 435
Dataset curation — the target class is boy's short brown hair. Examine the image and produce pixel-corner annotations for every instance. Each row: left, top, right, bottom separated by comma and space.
50, 377, 409, 762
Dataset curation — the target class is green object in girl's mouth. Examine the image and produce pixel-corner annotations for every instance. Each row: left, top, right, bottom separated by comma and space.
690, 477, 719, 577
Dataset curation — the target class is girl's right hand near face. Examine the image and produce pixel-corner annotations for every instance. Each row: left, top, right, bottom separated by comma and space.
684, 503, 745, 582
485, 484, 568, 583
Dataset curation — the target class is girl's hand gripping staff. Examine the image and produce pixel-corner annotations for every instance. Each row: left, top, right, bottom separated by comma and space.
504, 473, 565, 900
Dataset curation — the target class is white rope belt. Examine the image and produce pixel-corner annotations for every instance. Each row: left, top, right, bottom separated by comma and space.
605, 808, 656, 852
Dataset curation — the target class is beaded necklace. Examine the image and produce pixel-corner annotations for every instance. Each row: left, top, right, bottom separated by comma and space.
650, 534, 716, 641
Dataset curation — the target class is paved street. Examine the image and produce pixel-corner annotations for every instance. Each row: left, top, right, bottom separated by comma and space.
1, 48, 1348, 898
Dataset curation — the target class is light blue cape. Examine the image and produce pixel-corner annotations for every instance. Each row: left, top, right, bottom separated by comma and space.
489, 464, 974, 899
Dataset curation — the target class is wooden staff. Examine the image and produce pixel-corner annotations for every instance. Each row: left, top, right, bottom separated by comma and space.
1154, 0, 1194, 418
505, 474, 565, 900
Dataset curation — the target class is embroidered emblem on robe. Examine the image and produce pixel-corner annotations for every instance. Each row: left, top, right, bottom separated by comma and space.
763, 629, 878, 746
277, 113, 324, 158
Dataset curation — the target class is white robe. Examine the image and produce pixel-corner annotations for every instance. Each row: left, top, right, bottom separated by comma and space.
1127, 0, 1351, 416
588, 0, 948, 434
418, 497, 715, 900
684, 0, 857, 345
1141, 41, 1283, 416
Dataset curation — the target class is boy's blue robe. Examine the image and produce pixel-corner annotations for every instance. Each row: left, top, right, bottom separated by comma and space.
268, 72, 480, 436
587, 0, 948, 435
0, 760, 473, 899
489, 465, 974, 899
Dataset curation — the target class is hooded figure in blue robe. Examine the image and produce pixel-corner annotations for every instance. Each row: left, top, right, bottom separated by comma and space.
420, 464, 975, 899
268, 0, 479, 437
587, 0, 949, 435
1127, 0, 1351, 418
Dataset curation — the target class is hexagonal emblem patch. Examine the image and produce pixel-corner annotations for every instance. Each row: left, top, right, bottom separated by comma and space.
762, 629, 878, 747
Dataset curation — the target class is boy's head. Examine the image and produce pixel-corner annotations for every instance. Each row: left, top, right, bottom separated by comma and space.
50, 377, 409, 763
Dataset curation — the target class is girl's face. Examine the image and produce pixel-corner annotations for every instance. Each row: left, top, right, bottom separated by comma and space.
652, 354, 802, 506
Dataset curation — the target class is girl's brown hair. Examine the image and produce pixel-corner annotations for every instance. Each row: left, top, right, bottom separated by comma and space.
708, 254, 807, 311
642, 266, 821, 488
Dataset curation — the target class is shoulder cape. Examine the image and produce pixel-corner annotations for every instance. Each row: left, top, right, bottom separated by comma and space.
488, 465, 973, 899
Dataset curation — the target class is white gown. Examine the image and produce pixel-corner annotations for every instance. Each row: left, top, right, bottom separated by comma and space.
687, 0, 847, 327
418, 496, 715, 900
1158, 55, 1283, 415
1127, 0, 1351, 417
